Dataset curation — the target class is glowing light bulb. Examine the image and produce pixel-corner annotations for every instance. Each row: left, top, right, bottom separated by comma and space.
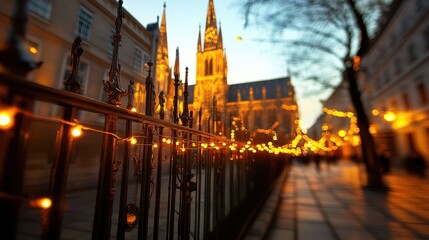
71, 125, 82, 137
129, 137, 137, 145
30, 197, 52, 209
131, 107, 137, 112
0, 110, 14, 129
383, 111, 396, 122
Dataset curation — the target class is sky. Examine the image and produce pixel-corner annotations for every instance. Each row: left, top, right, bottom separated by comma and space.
124, 0, 323, 129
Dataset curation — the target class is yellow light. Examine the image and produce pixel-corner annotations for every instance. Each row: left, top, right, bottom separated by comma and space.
29, 46, 38, 55
0, 110, 14, 129
215, 146, 219, 150
353, 56, 361, 71
162, 138, 166, 142
129, 137, 137, 145
127, 213, 137, 226
30, 197, 52, 209
153, 143, 158, 148
222, 142, 226, 146
176, 141, 179, 146
369, 126, 377, 135
338, 130, 346, 137
131, 107, 137, 112
166, 139, 171, 144
181, 147, 185, 152
71, 125, 83, 137
383, 111, 396, 122
322, 124, 329, 131
210, 142, 215, 147
372, 109, 379, 116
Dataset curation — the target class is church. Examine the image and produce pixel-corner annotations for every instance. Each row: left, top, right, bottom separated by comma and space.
154, 0, 299, 144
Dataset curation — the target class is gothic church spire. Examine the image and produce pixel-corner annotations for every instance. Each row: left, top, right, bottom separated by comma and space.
204, 0, 218, 51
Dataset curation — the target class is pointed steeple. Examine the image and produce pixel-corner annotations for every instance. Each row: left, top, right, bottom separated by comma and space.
159, 3, 168, 62
197, 24, 202, 52
217, 21, 223, 49
156, 2, 170, 93
174, 47, 180, 78
206, 0, 217, 28
204, 0, 218, 51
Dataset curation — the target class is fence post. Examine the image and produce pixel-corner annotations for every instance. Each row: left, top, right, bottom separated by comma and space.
178, 67, 191, 239
153, 91, 165, 240
138, 61, 156, 238
167, 47, 180, 240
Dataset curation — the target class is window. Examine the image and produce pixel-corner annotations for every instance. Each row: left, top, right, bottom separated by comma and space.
268, 109, 276, 127
205, 58, 213, 76
143, 54, 150, 72
29, 0, 52, 20
76, 6, 93, 40
253, 110, 262, 129
407, 43, 417, 63
133, 47, 143, 72
417, 82, 428, 105
283, 112, 291, 134
401, 92, 411, 110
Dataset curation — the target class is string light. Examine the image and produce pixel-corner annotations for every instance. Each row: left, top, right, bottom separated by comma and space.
29, 197, 52, 209
70, 125, 83, 137
129, 137, 137, 145
0, 108, 15, 129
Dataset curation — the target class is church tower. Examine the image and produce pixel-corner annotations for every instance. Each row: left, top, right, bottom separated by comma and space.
155, 3, 172, 100
193, 0, 228, 134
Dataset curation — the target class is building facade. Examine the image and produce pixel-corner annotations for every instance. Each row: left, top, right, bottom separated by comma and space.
0, 0, 157, 115
361, 0, 429, 167
0, 0, 159, 190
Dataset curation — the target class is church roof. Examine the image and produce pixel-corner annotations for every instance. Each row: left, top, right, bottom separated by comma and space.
187, 77, 292, 104
227, 77, 291, 102
146, 22, 158, 31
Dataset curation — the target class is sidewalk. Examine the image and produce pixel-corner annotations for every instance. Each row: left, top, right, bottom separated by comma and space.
266, 161, 429, 240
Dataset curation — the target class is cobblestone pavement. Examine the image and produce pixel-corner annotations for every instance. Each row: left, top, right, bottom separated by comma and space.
267, 161, 429, 240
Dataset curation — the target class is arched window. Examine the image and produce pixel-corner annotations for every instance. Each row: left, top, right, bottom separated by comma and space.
205, 59, 209, 75
209, 59, 213, 75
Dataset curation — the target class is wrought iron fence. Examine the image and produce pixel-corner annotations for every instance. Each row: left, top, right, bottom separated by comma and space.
0, 71, 287, 240
0, 1, 288, 239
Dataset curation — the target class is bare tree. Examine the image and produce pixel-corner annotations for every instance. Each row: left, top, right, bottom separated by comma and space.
241, 0, 391, 189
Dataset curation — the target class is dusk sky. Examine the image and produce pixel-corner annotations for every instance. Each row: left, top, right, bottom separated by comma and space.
125, 0, 324, 129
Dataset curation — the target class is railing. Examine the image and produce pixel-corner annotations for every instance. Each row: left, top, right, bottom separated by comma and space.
0, 72, 287, 239
0, 1, 288, 239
